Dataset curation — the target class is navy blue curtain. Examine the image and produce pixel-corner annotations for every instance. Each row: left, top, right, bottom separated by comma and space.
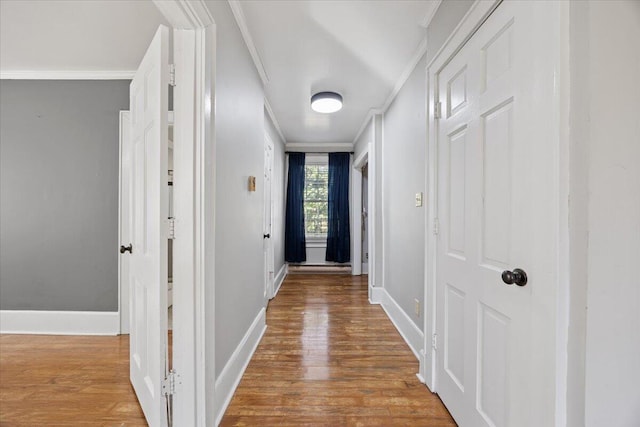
326, 153, 351, 263
285, 153, 306, 263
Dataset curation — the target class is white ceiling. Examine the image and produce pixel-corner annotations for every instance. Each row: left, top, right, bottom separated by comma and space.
0, 0, 438, 144
0, 0, 168, 74
239, 0, 439, 144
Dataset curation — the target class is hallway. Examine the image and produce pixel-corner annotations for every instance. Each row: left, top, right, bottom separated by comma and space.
220, 274, 455, 426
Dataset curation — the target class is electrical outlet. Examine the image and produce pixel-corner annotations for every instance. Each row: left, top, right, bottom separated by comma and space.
414, 298, 420, 316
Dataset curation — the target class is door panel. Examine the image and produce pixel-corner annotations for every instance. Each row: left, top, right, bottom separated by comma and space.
435, 2, 556, 426
129, 25, 170, 427
263, 138, 274, 299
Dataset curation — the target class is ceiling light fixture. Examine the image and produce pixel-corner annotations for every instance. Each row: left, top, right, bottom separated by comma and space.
311, 91, 343, 113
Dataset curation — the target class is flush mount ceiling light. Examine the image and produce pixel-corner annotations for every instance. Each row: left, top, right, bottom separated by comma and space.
311, 91, 343, 113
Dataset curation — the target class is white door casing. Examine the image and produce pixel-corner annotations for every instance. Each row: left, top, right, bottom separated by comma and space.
264, 136, 275, 299
129, 25, 170, 427
432, 2, 560, 426
119, 111, 132, 334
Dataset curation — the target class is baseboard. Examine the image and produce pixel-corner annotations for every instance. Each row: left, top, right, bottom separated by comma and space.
273, 264, 287, 298
376, 289, 424, 361
369, 286, 385, 305
0, 310, 119, 335
215, 307, 267, 425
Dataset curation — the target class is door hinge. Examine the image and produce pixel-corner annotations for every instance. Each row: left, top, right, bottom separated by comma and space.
162, 370, 181, 396
434, 101, 442, 119
432, 333, 438, 350
168, 218, 176, 240
168, 64, 176, 87
433, 217, 440, 236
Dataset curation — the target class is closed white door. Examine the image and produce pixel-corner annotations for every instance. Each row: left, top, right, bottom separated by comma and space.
129, 25, 170, 427
263, 138, 274, 299
435, 2, 558, 426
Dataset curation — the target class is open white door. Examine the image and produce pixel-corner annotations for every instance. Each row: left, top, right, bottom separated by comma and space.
263, 136, 274, 299
129, 25, 170, 427
434, 2, 559, 426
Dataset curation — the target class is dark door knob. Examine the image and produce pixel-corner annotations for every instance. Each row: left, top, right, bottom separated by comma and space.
501, 268, 527, 286
120, 244, 133, 254
263, 234, 270, 239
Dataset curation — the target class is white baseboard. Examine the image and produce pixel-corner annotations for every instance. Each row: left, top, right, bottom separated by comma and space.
0, 310, 119, 335
369, 286, 385, 305
273, 264, 288, 298
371, 289, 424, 361
215, 307, 267, 425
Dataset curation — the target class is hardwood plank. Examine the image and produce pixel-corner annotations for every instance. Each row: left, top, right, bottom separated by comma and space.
220, 274, 456, 426
0, 334, 146, 425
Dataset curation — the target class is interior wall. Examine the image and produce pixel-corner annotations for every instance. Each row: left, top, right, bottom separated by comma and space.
577, 2, 640, 425
204, 0, 266, 378
264, 110, 286, 277
381, 52, 428, 330
0, 79, 129, 312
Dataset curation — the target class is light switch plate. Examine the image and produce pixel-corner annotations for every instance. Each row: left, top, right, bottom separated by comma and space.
415, 192, 423, 207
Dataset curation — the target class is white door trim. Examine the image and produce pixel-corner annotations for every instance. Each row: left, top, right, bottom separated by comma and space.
151, 1, 215, 426
421, 0, 503, 393
118, 110, 131, 335
351, 152, 365, 277
264, 133, 275, 299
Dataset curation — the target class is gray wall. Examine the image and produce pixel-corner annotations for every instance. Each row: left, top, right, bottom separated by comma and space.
382, 53, 428, 330
264, 110, 286, 278
0, 80, 129, 312
568, 1, 640, 425
373, 0, 473, 330
205, 0, 267, 378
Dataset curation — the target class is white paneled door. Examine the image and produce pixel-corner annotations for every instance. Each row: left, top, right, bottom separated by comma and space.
263, 137, 274, 299
435, 2, 558, 426
129, 25, 170, 427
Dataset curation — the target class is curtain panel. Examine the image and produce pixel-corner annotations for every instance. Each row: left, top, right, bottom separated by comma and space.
285, 152, 306, 263
326, 153, 351, 263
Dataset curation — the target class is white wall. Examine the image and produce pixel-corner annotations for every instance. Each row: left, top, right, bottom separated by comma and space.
264, 110, 286, 278
568, 2, 640, 425
204, 0, 266, 379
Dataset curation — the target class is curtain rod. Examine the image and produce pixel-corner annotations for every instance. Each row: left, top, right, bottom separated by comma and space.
285, 151, 354, 154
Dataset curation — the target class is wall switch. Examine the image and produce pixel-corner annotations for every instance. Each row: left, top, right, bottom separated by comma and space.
415, 192, 423, 207
414, 298, 420, 316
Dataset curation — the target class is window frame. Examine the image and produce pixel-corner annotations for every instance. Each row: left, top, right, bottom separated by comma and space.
303, 154, 329, 240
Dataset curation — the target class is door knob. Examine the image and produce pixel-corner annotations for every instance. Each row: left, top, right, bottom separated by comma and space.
120, 244, 133, 254
263, 234, 270, 239
501, 268, 527, 286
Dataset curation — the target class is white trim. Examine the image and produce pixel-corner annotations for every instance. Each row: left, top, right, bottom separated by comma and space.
285, 142, 353, 152
352, 108, 383, 147
264, 98, 286, 143
215, 308, 267, 425
227, 0, 269, 85
118, 111, 131, 335
421, 0, 443, 28
273, 264, 288, 298
153, 0, 214, 28
0, 310, 119, 335
378, 290, 424, 360
351, 160, 363, 276
423, 0, 501, 392
0, 70, 134, 80
369, 286, 385, 305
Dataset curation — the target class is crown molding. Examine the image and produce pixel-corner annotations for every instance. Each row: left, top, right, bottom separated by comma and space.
228, 0, 269, 86
0, 70, 135, 80
153, 0, 214, 29
264, 98, 286, 143
421, 0, 443, 28
286, 142, 354, 153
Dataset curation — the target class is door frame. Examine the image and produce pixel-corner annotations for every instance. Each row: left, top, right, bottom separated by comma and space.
264, 133, 275, 299
352, 141, 375, 297
421, 1, 571, 424
149, 1, 216, 425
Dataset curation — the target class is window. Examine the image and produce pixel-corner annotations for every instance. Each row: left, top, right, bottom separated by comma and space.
304, 162, 328, 237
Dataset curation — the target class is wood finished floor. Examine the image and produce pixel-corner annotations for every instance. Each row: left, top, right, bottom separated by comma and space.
0, 334, 147, 426
220, 274, 455, 426
0, 274, 455, 426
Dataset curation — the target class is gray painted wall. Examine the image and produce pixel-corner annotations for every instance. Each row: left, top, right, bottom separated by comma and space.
264, 110, 286, 279
568, 2, 640, 425
375, 0, 473, 329
205, 0, 267, 378
0, 80, 129, 312
382, 53, 429, 331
